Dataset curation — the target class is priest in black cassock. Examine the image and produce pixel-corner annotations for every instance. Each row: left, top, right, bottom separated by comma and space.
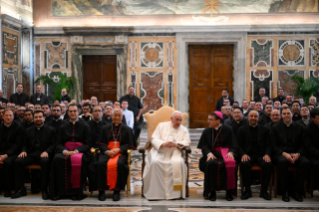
271, 106, 310, 202
50, 104, 91, 201
46, 105, 63, 135
102, 104, 127, 126
88, 107, 134, 201
304, 108, 319, 193
197, 111, 238, 201
88, 106, 107, 148
12, 111, 56, 200
237, 110, 272, 200
0, 109, 24, 197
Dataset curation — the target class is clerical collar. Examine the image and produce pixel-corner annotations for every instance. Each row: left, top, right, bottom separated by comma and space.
70, 119, 79, 125
284, 121, 292, 127
36, 124, 44, 130
94, 119, 101, 123
4, 122, 12, 128
214, 124, 221, 131
223, 96, 229, 99
53, 118, 61, 121
249, 123, 258, 128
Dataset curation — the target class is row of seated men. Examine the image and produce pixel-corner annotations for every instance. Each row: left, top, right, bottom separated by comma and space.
0, 103, 319, 203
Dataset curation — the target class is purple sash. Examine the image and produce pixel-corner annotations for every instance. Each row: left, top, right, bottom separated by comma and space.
65, 142, 83, 189
213, 147, 236, 190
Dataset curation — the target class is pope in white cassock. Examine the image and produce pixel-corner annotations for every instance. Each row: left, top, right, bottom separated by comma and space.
143, 111, 191, 200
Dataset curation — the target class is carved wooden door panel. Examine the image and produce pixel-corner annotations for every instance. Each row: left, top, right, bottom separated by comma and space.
82, 55, 117, 102
189, 45, 233, 128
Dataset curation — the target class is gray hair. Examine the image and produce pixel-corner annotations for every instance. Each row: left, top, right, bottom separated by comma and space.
112, 107, 123, 115
171, 111, 183, 118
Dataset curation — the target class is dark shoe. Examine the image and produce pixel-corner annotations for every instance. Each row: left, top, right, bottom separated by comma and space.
292, 192, 303, 202
282, 192, 290, 202
113, 190, 120, 201
4, 191, 11, 198
11, 187, 27, 199
209, 191, 216, 201
226, 190, 234, 201
98, 191, 106, 201
259, 191, 271, 200
71, 194, 87, 201
241, 189, 252, 200
42, 189, 49, 200
50, 196, 60, 201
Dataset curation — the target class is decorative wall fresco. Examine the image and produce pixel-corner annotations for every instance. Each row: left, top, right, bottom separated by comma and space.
140, 72, 164, 113
51, 0, 318, 16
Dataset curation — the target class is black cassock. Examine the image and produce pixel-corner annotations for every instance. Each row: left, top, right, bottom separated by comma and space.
49, 120, 91, 198
89, 123, 134, 191
197, 124, 238, 197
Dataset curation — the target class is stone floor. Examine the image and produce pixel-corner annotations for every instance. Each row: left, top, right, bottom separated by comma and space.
0, 129, 318, 211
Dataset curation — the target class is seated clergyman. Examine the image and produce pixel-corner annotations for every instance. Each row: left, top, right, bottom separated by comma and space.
271, 106, 310, 202
197, 111, 238, 201
237, 110, 273, 200
89, 107, 134, 201
143, 111, 191, 200
12, 111, 56, 200
50, 104, 91, 201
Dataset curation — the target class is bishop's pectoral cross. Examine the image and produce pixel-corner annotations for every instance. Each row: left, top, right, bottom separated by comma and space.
113, 141, 118, 148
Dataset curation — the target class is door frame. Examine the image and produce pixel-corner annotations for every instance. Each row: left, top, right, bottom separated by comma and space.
71, 45, 127, 103
176, 32, 247, 126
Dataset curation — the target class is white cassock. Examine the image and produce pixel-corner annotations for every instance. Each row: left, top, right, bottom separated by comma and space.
143, 121, 191, 200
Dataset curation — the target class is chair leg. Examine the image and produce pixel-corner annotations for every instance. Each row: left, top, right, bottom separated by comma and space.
310, 171, 314, 198
240, 170, 243, 196
274, 167, 277, 198
269, 172, 273, 198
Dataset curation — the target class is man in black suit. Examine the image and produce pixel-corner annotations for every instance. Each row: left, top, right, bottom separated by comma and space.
237, 109, 272, 200
226, 107, 248, 136
61, 88, 71, 103
0, 109, 24, 197
88, 106, 107, 148
265, 109, 281, 130
215, 89, 234, 111
254, 87, 266, 102
23, 109, 34, 130
271, 106, 310, 202
42, 104, 53, 124
12, 111, 56, 200
273, 88, 286, 104
0, 90, 8, 104
292, 101, 302, 122
258, 103, 272, 126
304, 108, 319, 193
296, 105, 311, 127
46, 105, 63, 135
9, 83, 29, 106
30, 85, 49, 105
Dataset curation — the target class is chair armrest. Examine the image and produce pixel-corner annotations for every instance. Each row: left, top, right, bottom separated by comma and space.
182, 146, 191, 154
138, 147, 145, 153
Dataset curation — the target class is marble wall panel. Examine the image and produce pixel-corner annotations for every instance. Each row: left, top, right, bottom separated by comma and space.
278, 39, 305, 66
309, 38, 319, 67
250, 39, 273, 67
140, 72, 164, 113
278, 70, 305, 95
167, 72, 174, 107
44, 42, 68, 69
2, 68, 18, 98
3, 31, 19, 67
129, 42, 137, 69
22, 70, 31, 97
22, 31, 30, 69
251, 70, 273, 100
140, 42, 164, 68
35, 44, 41, 85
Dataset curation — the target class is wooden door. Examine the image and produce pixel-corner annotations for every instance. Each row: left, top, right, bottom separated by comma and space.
82, 55, 117, 102
189, 45, 233, 128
